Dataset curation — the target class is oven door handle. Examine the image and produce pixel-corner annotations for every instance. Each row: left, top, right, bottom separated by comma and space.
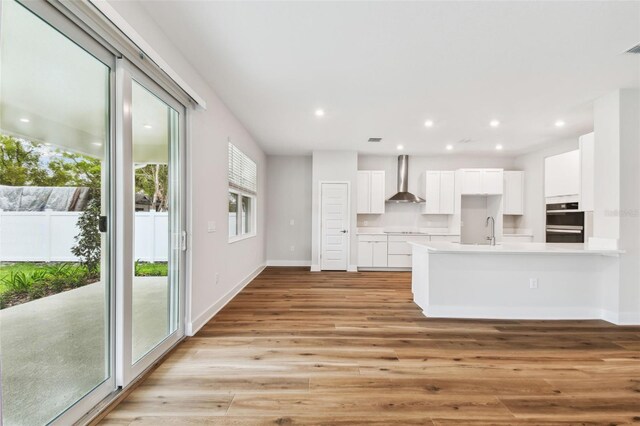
546, 229, 582, 234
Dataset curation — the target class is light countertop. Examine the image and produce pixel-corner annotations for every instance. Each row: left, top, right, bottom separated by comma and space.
409, 241, 622, 256
357, 227, 459, 236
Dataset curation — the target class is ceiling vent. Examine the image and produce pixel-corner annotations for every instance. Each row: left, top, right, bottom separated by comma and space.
368, 137, 382, 143
625, 43, 640, 54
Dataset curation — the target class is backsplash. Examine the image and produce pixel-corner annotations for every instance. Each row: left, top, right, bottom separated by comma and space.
357, 202, 450, 229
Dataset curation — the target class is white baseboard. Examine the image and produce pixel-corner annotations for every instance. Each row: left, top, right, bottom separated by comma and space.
266, 260, 311, 267
310, 264, 321, 272
186, 263, 266, 336
424, 305, 603, 320
616, 311, 640, 325
347, 264, 358, 272
600, 309, 619, 324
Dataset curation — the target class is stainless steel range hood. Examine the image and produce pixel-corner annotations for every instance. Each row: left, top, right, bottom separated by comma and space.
387, 155, 425, 203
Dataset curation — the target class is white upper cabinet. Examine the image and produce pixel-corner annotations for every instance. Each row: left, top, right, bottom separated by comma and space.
503, 171, 524, 215
422, 171, 455, 214
357, 170, 385, 214
579, 133, 594, 212
544, 149, 580, 199
460, 169, 504, 195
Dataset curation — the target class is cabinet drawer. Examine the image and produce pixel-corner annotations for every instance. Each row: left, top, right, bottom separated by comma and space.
387, 235, 429, 243
387, 235, 429, 255
388, 254, 412, 268
358, 234, 387, 242
429, 235, 460, 243
388, 241, 412, 255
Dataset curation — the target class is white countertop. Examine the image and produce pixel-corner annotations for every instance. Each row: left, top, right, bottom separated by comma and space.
357, 227, 459, 236
409, 241, 622, 256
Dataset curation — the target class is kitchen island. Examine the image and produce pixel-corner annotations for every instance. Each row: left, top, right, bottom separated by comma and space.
410, 241, 622, 321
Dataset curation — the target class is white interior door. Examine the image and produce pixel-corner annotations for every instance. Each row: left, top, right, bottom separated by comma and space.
321, 183, 349, 271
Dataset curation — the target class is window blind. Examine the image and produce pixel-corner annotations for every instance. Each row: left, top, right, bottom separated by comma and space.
228, 142, 257, 194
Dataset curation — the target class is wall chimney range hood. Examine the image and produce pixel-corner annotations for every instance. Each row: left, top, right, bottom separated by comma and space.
387, 155, 425, 203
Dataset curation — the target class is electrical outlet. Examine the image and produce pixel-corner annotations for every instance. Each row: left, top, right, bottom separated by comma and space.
215, 273, 219, 284
290, 245, 295, 252
289, 219, 295, 226
529, 278, 538, 289
207, 221, 216, 233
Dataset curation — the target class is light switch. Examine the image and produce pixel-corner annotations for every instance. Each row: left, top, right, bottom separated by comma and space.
207, 221, 216, 233
289, 219, 295, 226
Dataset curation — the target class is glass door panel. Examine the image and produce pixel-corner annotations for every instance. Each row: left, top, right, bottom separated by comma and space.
0, 0, 113, 424
130, 80, 180, 363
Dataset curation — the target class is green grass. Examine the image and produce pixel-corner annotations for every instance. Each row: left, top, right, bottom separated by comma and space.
0, 261, 168, 300
0, 263, 64, 295
135, 262, 168, 277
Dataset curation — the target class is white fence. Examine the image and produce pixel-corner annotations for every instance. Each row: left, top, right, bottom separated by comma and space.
0, 210, 168, 262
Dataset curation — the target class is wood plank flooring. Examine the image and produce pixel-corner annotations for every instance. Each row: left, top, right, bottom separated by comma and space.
102, 267, 640, 425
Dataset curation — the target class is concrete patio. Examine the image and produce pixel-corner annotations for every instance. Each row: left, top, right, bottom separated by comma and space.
0, 277, 168, 426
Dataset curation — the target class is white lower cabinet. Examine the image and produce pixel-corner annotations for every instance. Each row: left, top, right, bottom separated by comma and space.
358, 233, 459, 269
387, 235, 430, 268
357, 235, 388, 267
387, 254, 412, 268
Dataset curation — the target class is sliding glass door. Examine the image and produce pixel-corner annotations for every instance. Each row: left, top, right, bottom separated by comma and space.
117, 63, 186, 386
0, 0, 186, 424
0, 0, 115, 424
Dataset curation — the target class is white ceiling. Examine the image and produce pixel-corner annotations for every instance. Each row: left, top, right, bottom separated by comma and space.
139, 1, 640, 156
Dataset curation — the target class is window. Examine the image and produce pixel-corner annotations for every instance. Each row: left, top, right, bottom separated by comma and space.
228, 143, 256, 241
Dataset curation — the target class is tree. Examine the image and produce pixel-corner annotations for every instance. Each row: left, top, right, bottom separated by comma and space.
135, 163, 169, 211
0, 135, 50, 185
0, 134, 101, 190
71, 197, 101, 275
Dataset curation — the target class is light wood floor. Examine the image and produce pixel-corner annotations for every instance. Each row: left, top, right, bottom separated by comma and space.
102, 267, 640, 425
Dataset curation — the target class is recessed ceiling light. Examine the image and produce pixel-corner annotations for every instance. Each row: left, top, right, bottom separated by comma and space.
315, 109, 325, 117
92, 142, 103, 147
19, 118, 30, 123
490, 120, 500, 128
424, 120, 434, 127
143, 124, 153, 129
397, 144, 404, 151
446, 144, 453, 151
495, 144, 503, 150
555, 120, 565, 127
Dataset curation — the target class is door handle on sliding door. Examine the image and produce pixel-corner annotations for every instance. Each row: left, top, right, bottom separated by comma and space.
180, 231, 188, 251
99, 216, 108, 233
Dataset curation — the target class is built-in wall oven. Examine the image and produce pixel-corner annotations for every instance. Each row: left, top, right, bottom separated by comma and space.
546, 202, 585, 243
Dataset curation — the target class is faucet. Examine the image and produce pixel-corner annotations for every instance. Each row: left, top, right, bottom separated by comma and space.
486, 216, 496, 246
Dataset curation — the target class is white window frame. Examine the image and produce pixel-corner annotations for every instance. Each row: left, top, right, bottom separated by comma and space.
228, 188, 257, 243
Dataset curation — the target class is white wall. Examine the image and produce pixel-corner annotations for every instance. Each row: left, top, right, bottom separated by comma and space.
592, 89, 640, 323
108, 1, 267, 334
513, 139, 580, 242
265, 156, 312, 265
311, 151, 358, 270
593, 91, 621, 241
357, 155, 516, 229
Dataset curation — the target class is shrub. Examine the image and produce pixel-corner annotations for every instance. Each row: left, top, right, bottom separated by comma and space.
72, 197, 102, 274
135, 261, 168, 277
1, 270, 47, 292
27, 282, 48, 300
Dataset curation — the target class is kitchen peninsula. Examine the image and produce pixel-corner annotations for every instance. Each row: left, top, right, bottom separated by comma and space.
410, 241, 622, 321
